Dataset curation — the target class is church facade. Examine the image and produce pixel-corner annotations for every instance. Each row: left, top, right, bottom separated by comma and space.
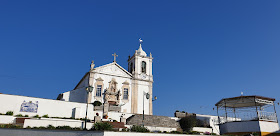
57, 42, 154, 115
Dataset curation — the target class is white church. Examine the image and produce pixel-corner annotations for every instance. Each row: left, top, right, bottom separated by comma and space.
0, 39, 176, 131
57, 39, 154, 116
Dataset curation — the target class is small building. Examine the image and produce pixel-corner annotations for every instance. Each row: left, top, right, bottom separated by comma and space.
215, 95, 280, 136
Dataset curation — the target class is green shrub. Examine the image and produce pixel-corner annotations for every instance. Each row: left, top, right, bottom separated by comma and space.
93, 122, 113, 131
181, 111, 185, 113
170, 131, 182, 134
15, 114, 23, 117
47, 125, 56, 129
24, 115, 29, 117
0, 124, 22, 129
121, 128, 130, 132
179, 115, 197, 132
5, 111, 13, 115
189, 131, 200, 134
25, 126, 32, 129
130, 125, 150, 133
42, 114, 49, 118
93, 101, 102, 106
56, 126, 71, 129
33, 115, 40, 118
38, 126, 46, 129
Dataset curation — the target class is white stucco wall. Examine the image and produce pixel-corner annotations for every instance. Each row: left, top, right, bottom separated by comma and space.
137, 81, 150, 115
23, 118, 93, 130
92, 71, 132, 114
219, 120, 280, 134
196, 114, 220, 134
0, 115, 16, 124
104, 132, 201, 136
259, 121, 279, 132
219, 121, 260, 134
192, 127, 213, 134
64, 87, 87, 103
107, 112, 134, 122
0, 94, 94, 120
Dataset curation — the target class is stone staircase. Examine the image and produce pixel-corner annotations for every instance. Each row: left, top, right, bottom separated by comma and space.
126, 114, 180, 128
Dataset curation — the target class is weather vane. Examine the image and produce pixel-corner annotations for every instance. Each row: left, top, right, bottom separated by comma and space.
139, 38, 143, 45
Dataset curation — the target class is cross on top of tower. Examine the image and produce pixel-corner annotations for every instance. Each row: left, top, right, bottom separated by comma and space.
112, 53, 118, 62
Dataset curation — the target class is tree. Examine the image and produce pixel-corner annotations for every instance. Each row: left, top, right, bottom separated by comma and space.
93, 101, 102, 106
179, 115, 197, 132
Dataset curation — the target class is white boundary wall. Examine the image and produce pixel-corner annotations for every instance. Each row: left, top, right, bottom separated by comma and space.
0, 129, 205, 136
23, 118, 94, 130
0, 94, 94, 119
192, 127, 212, 134
219, 120, 280, 134
259, 121, 279, 133
104, 131, 201, 136
0, 115, 16, 124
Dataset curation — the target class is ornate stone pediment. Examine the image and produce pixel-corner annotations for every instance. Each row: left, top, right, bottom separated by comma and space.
104, 79, 121, 106
96, 77, 104, 81
122, 81, 129, 85
94, 63, 132, 78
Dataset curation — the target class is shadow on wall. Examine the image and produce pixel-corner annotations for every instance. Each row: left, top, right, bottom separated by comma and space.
57, 88, 88, 103
69, 89, 87, 103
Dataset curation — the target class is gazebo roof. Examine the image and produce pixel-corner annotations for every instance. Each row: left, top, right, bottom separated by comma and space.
215, 95, 275, 108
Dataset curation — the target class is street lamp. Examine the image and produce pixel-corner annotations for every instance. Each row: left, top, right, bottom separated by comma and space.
84, 86, 94, 130
143, 92, 157, 126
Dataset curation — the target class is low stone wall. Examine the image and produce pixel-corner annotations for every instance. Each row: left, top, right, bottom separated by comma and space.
126, 114, 180, 128
125, 125, 177, 132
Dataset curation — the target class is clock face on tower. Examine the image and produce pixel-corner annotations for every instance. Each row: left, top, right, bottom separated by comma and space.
140, 73, 147, 80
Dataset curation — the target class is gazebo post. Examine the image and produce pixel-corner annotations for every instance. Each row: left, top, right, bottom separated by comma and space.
254, 96, 259, 120
224, 99, 227, 122
234, 108, 236, 121
217, 106, 220, 123
273, 101, 278, 123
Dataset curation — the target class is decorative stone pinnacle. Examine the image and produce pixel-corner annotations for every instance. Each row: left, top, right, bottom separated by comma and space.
90, 60, 95, 70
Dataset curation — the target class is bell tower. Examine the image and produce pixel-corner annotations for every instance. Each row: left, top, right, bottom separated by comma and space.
128, 38, 154, 115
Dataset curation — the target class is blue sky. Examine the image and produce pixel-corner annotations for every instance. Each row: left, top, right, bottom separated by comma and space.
1, 0, 280, 117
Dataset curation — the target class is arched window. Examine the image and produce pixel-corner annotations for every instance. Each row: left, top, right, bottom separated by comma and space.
130, 63, 133, 73
141, 61, 146, 73
123, 88, 128, 100
96, 85, 102, 97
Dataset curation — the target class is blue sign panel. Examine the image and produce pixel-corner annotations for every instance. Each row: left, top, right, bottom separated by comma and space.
20, 101, 38, 113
